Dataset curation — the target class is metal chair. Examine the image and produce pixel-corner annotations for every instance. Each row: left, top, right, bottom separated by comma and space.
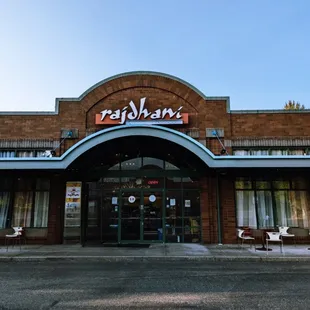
278, 226, 296, 246
5, 227, 24, 252
237, 229, 256, 250
266, 232, 283, 254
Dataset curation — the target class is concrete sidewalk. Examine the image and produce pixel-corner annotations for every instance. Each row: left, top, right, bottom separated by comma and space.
0, 243, 310, 262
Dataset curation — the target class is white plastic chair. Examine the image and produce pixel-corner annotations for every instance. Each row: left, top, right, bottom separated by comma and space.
5, 227, 24, 252
278, 226, 296, 246
266, 232, 283, 254
237, 229, 256, 250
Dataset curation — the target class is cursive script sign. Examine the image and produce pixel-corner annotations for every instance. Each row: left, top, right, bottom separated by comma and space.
95, 97, 188, 125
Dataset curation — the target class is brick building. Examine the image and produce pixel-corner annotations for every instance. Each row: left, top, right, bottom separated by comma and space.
0, 71, 309, 245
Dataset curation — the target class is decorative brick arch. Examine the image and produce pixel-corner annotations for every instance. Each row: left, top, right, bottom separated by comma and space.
76, 71, 207, 112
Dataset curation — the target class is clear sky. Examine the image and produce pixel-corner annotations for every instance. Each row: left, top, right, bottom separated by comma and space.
0, 0, 309, 111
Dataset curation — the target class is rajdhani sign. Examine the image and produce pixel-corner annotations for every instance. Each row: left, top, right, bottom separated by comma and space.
95, 97, 189, 125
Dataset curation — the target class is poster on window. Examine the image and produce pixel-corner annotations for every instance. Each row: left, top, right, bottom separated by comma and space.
64, 181, 82, 227
185, 200, 191, 208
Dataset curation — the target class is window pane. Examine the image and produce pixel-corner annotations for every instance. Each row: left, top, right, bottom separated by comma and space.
256, 191, 274, 228
271, 150, 288, 155
255, 181, 271, 190
34, 192, 49, 227
0, 178, 12, 190
165, 191, 182, 242
16, 178, 33, 191
36, 178, 50, 191
0, 151, 15, 158
291, 177, 308, 190
289, 150, 304, 155
16, 151, 35, 157
235, 178, 252, 189
0, 192, 10, 228
143, 157, 164, 169
165, 161, 180, 170
233, 150, 248, 156
12, 192, 33, 227
121, 158, 142, 170
251, 150, 269, 156
274, 191, 294, 227
236, 191, 257, 228
101, 177, 120, 190
166, 177, 182, 189
275, 191, 310, 228
273, 180, 290, 189
183, 190, 201, 243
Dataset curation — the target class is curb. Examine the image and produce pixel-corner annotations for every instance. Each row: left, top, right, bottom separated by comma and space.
0, 255, 310, 262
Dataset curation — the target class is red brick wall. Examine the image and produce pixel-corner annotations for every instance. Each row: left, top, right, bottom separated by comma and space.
220, 175, 237, 244
231, 113, 310, 137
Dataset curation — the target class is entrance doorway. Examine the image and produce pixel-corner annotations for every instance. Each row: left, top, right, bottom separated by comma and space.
77, 136, 205, 245
120, 190, 163, 242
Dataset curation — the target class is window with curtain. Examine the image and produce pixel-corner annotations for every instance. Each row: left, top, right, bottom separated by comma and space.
236, 190, 257, 228
250, 150, 269, 156
233, 150, 249, 156
11, 177, 50, 228
271, 150, 289, 155
33, 178, 50, 227
12, 191, 33, 227
0, 151, 15, 158
236, 177, 310, 230
0, 192, 10, 228
16, 151, 35, 157
235, 178, 257, 228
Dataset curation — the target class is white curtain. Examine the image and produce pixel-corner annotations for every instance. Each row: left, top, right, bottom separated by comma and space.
289, 191, 309, 228
271, 150, 288, 155
236, 191, 257, 228
251, 150, 269, 156
16, 151, 35, 157
256, 191, 274, 228
233, 150, 248, 156
0, 192, 10, 228
34, 192, 49, 227
274, 190, 309, 228
12, 192, 33, 227
0, 151, 15, 158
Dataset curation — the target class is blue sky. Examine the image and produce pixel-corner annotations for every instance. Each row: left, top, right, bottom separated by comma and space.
0, 0, 309, 111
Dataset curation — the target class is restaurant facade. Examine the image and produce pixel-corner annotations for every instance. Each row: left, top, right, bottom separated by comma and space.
0, 71, 310, 245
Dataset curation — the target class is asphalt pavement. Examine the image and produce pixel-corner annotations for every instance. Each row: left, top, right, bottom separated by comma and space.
0, 261, 309, 309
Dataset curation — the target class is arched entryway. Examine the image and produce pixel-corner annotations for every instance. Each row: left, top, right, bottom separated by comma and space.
65, 126, 211, 245
69, 136, 208, 245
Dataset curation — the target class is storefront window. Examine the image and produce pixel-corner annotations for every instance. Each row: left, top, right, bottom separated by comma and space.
33, 178, 50, 227
165, 191, 182, 242
142, 157, 164, 169
166, 177, 182, 189
235, 176, 310, 229
12, 192, 33, 227
121, 158, 142, 170
0, 192, 10, 228
256, 191, 274, 228
183, 190, 201, 243
235, 190, 257, 228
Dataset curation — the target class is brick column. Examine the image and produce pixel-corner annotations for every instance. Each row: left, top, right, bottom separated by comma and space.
220, 175, 237, 244
47, 174, 66, 244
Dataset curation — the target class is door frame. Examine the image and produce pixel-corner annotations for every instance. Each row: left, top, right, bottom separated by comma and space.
119, 188, 164, 244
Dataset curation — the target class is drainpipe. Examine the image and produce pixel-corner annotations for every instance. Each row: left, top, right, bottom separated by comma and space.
216, 170, 223, 245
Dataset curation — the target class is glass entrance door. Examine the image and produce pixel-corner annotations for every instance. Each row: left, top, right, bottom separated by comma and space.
120, 191, 142, 241
142, 190, 163, 241
120, 190, 164, 242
